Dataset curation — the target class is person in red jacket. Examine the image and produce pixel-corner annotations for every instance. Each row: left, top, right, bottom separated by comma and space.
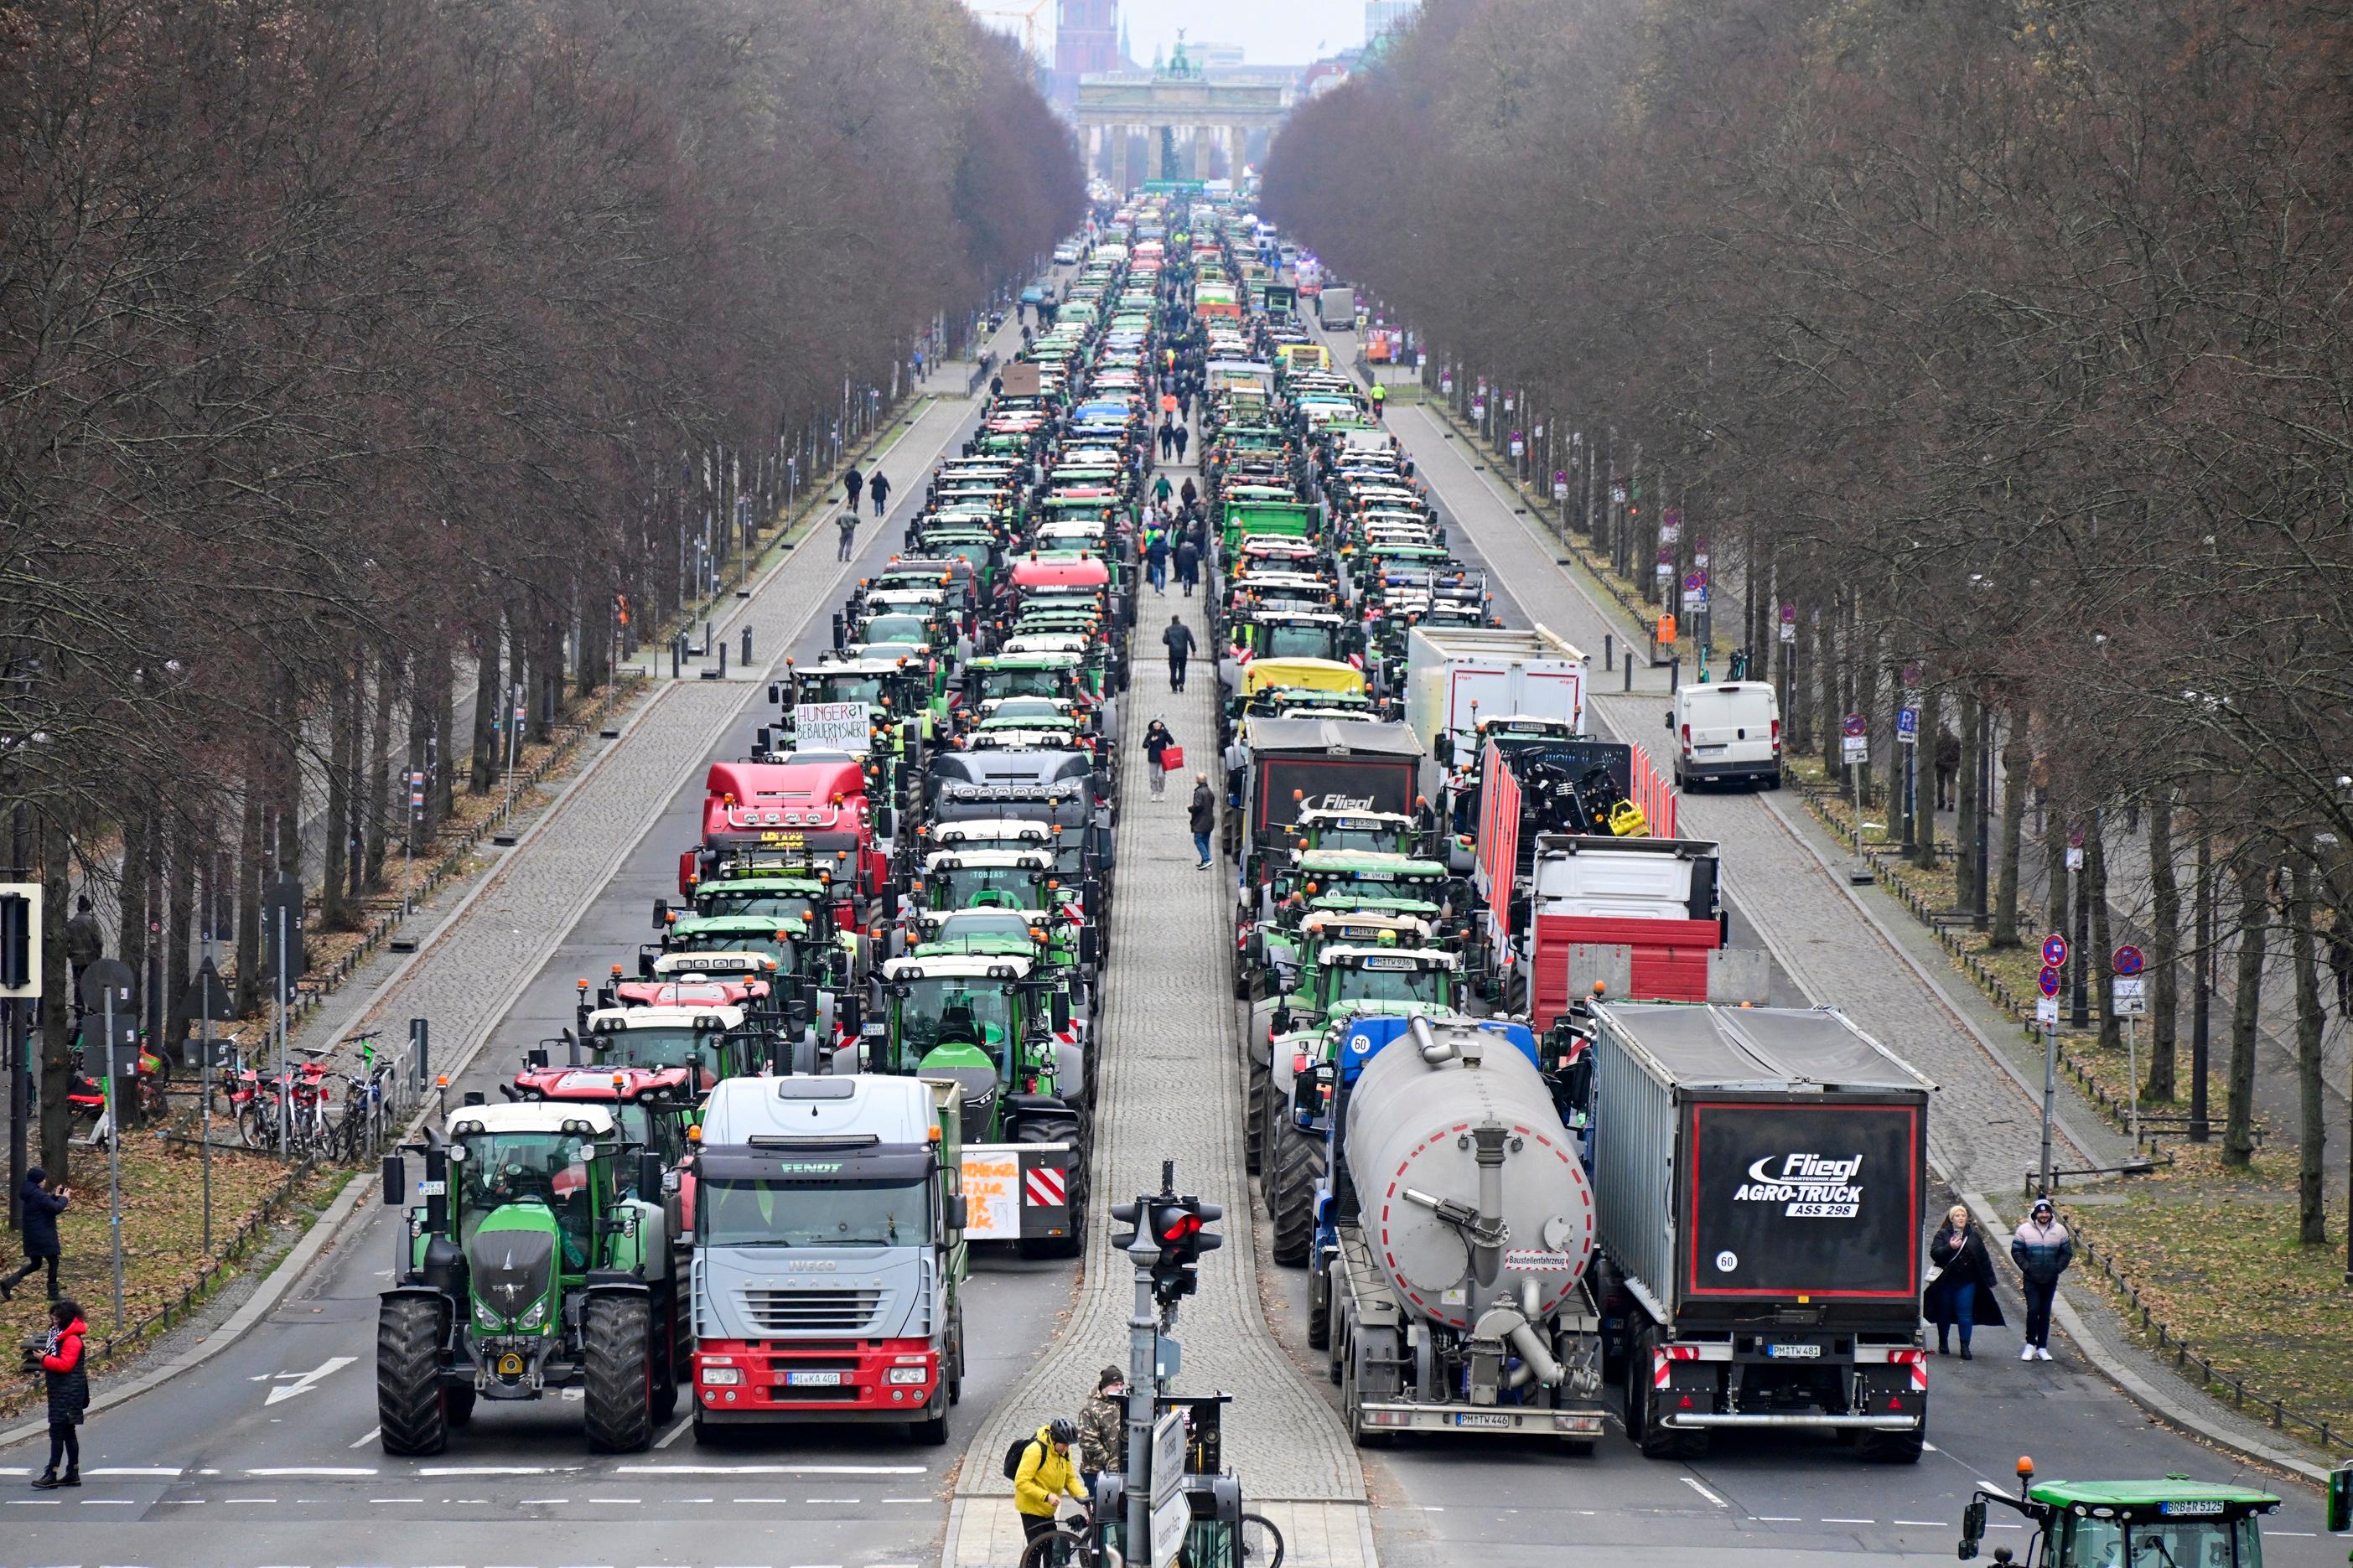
34, 1299, 88, 1488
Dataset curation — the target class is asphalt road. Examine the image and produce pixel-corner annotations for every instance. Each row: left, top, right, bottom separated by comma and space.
0, 391, 1081, 1568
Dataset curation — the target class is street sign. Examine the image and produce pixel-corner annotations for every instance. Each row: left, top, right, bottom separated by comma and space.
2035, 996, 2060, 1027
1901, 663, 1921, 688
1655, 560, 1672, 580
1896, 707, 1920, 745
2112, 975, 2148, 1016
2041, 933, 2068, 967
1149, 1410, 1189, 1568
1842, 713, 1868, 737
2113, 944, 2144, 976
2065, 846, 2084, 871
2039, 965, 2062, 998
1683, 587, 1708, 611
179, 958, 237, 1023
1780, 619, 1796, 644
1842, 734, 1868, 763
1660, 519, 1681, 546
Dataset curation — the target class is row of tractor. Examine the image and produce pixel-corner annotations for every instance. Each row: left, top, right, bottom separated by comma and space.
371, 216, 1187, 1455
1195, 250, 1936, 1465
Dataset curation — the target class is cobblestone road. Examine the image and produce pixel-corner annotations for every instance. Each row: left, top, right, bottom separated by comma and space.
953, 458, 1369, 1522
1387, 402, 2109, 1207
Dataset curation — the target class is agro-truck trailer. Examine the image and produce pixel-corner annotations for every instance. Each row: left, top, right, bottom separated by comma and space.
1583, 1001, 1934, 1462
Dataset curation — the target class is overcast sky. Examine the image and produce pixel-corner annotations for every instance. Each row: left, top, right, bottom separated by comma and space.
969, 1, 1366, 67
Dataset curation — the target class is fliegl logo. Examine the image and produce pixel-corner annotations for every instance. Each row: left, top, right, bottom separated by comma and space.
1734, 1153, 1864, 1218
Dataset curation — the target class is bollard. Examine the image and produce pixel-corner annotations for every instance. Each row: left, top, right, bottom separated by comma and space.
1670, 655, 1682, 691
1604, 633, 1613, 671
705, 618, 715, 656
718, 640, 728, 678
409, 1017, 429, 1087
671, 635, 682, 678
1623, 655, 1632, 693
742, 625, 754, 665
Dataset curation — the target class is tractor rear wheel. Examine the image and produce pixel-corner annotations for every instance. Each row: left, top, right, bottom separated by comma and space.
583, 1295, 656, 1453
1243, 1056, 1271, 1175
1267, 1125, 1324, 1267
376, 1296, 450, 1457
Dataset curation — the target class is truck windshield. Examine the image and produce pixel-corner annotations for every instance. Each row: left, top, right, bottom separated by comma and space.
1263, 624, 1340, 660
933, 867, 1045, 906
1329, 963, 1453, 1007
2061, 1514, 2258, 1568
700, 1178, 930, 1247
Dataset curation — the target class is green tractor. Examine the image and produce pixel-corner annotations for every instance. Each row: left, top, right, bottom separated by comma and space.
377, 1101, 677, 1455
1957, 1457, 2312, 1568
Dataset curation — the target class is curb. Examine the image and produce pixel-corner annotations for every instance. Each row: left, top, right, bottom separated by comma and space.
0, 1169, 368, 1452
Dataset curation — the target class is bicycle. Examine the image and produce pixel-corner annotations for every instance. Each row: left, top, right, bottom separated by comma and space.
1015, 1506, 1283, 1568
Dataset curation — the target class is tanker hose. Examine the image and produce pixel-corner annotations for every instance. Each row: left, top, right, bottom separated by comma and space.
1472, 1125, 1508, 1287
1409, 1013, 1451, 1063
1474, 1305, 1566, 1390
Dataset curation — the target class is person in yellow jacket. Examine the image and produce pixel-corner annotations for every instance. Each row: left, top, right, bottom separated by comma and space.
1014, 1417, 1089, 1546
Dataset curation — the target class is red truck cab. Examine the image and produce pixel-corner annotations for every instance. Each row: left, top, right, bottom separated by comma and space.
684, 758, 882, 911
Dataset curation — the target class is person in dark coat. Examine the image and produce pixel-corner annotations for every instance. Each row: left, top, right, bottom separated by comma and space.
1162, 616, 1196, 692
33, 1298, 88, 1488
1923, 1203, 2004, 1358
3, 1167, 68, 1301
842, 464, 863, 510
1142, 720, 1174, 801
1174, 537, 1201, 598
1188, 774, 1216, 870
868, 469, 892, 517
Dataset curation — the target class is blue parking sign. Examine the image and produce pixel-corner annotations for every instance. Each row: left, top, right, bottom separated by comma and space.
1896, 706, 1920, 745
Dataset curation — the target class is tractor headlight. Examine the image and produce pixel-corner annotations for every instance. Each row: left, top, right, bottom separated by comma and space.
473, 1299, 502, 1330
517, 1298, 548, 1331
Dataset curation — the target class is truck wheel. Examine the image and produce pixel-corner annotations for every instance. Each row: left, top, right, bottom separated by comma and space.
1305, 1259, 1330, 1350
1243, 1057, 1271, 1174
910, 1391, 950, 1446
1858, 1426, 1925, 1464
376, 1296, 450, 1457
1342, 1344, 1389, 1449
1626, 1325, 1677, 1460
1267, 1126, 1324, 1267
583, 1295, 656, 1453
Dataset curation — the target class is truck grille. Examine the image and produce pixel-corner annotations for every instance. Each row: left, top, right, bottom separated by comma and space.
741, 1288, 883, 1333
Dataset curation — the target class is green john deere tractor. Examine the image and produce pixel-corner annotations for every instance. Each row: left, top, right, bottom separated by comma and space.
376, 1100, 676, 1455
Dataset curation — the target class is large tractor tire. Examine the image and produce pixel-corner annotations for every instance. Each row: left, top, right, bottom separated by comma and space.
1267, 1126, 1324, 1267
376, 1296, 451, 1457
443, 1384, 477, 1429
1305, 1257, 1331, 1350
1243, 1055, 1271, 1175
582, 1294, 656, 1453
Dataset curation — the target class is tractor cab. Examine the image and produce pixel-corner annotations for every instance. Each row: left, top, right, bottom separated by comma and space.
1959, 1462, 2283, 1568
877, 954, 1081, 1143
1291, 806, 1419, 858
583, 1004, 753, 1091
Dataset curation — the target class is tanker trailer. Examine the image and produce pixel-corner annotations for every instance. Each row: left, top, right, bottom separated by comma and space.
1316, 1013, 1606, 1448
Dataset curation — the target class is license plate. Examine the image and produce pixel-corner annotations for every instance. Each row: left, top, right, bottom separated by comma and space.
1698, 744, 1727, 754
1454, 1411, 1511, 1429
785, 1370, 843, 1387
1765, 1343, 1821, 1359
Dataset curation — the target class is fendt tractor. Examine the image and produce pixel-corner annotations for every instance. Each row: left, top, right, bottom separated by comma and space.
376, 1101, 677, 1454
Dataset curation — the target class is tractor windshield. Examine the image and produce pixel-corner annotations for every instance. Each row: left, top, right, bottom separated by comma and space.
801, 675, 885, 705
977, 665, 1072, 701
1263, 624, 1342, 661
1329, 961, 1453, 1007
894, 981, 1014, 1062
672, 929, 796, 967
595, 1027, 708, 1071
456, 1131, 595, 1260
2059, 1514, 2258, 1568
861, 615, 930, 646
931, 865, 1045, 908
694, 887, 821, 924
1314, 824, 1410, 856
699, 1178, 930, 1248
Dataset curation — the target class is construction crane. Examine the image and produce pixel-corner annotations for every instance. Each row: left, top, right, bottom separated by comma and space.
972, 0, 1050, 64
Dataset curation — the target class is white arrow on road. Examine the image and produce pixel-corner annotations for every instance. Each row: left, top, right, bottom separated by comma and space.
258, 1355, 356, 1405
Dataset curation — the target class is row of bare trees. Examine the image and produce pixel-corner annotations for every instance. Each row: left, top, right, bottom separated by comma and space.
2, 0, 1083, 1174
1267, 0, 2352, 1241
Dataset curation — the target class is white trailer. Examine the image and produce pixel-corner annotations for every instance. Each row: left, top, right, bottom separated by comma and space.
1405, 624, 1589, 762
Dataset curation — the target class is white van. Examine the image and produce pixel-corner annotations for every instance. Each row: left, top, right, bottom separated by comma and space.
1666, 680, 1781, 789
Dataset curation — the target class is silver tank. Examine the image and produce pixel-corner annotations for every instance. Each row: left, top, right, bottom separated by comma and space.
1343, 1020, 1595, 1332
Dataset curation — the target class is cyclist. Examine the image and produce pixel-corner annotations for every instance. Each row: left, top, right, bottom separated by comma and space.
1013, 1416, 1088, 1548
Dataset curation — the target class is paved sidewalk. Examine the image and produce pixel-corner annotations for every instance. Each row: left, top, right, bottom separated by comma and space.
947, 455, 1372, 1567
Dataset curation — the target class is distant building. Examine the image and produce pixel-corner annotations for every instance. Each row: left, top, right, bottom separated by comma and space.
1048, 0, 1130, 111
1366, 0, 1421, 42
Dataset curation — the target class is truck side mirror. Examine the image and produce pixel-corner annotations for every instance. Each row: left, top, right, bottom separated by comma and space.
875, 804, 895, 838
766, 681, 782, 706
755, 725, 775, 757
1663, 711, 1673, 730
1051, 990, 1072, 1033
1079, 924, 1100, 968
651, 898, 670, 929
638, 1151, 665, 1202
1958, 1498, 1987, 1560
946, 1193, 969, 1231
381, 1154, 404, 1207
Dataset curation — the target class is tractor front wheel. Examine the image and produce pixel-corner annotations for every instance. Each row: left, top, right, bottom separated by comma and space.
376, 1296, 451, 1457
583, 1295, 656, 1453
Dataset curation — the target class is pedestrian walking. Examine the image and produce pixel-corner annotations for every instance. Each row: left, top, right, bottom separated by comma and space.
1173, 424, 1189, 463
1153, 473, 1173, 509
1174, 536, 1200, 597
1934, 727, 1961, 810
1163, 615, 1196, 691
1011, 1417, 1088, 1546
835, 510, 858, 561
842, 464, 863, 511
2010, 1198, 2073, 1361
1189, 773, 1215, 870
868, 470, 892, 517
30, 1298, 87, 1488
2327, 924, 2353, 1019
1142, 721, 1174, 800
1179, 477, 1197, 510
1077, 1366, 1127, 1501
2, 1168, 67, 1301
1158, 422, 1175, 461
1144, 532, 1169, 596
1923, 1203, 2004, 1358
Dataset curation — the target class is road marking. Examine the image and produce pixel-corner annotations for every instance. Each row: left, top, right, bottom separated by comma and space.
733, 1496, 796, 1503
349, 1428, 381, 1449
367, 1498, 424, 1503
1753, 1517, 1801, 1523
1822, 1518, 1877, 1524
417, 1466, 561, 1476
589, 1497, 644, 1504
519, 1498, 572, 1505
806, 1497, 860, 1503
654, 1414, 692, 1450
7, 1497, 62, 1504
882, 1498, 934, 1504
163, 1498, 205, 1504
1896, 1520, 1946, 1527
1681, 1477, 1729, 1509
248, 1467, 377, 1477
79, 1499, 137, 1506
1419, 1505, 1444, 1512
615, 1464, 925, 1476
262, 1356, 357, 1405
86, 1467, 182, 1477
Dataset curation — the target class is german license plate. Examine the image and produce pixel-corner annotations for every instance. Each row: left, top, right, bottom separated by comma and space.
1454, 1411, 1511, 1429
786, 1370, 843, 1387
1765, 1343, 1821, 1359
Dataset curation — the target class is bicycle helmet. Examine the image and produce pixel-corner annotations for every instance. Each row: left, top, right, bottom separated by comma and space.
1049, 1417, 1079, 1445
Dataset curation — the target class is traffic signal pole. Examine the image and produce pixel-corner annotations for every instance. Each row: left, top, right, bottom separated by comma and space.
1124, 1205, 1160, 1568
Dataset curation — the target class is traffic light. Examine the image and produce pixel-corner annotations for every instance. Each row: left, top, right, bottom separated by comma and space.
1110, 1199, 1144, 1251
1147, 1197, 1224, 1307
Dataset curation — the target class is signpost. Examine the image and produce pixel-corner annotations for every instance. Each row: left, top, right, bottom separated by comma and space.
1779, 603, 1797, 643
1841, 714, 1870, 882
1149, 1410, 1189, 1568
2036, 934, 2065, 1194
2112, 944, 2148, 1143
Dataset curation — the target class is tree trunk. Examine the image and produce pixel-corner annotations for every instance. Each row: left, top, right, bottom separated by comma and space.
1956, 690, 1982, 913
277, 670, 303, 877
1912, 684, 1941, 870
1788, 601, 1811, 754
323, 654, 353, 930
365, 646, 397, 888
1815, 604, 1838, 773
164, 812, 194, 1061
117, 806, 150, 991
2145, 794, 2179, 1101
535, 609, 561, 743
431, 632, 456, 823
469, 619, 501, 794
2221, 853, 2267, 1167
2087, 812, 2121, 1057
2288, 855, 2326, 1244
235, 780, 264, 1017
39, 815, 73, 1180
1991, 724, 2028, 947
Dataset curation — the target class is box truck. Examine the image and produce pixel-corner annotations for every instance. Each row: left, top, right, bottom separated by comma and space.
1582, 1001, 1934, 1462
1405, 625, 1587, 766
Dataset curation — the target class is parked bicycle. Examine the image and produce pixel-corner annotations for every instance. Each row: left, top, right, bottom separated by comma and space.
1016, 1505, 1283, 1568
